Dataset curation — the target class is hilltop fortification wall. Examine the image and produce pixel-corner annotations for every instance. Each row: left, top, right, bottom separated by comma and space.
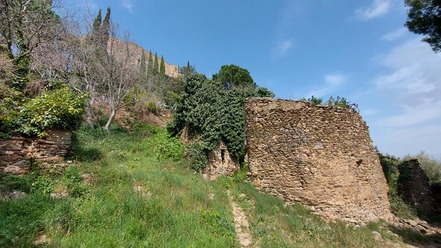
244, 98, 392, 223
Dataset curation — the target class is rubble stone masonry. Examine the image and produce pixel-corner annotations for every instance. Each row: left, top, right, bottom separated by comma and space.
245, 98, 392, 223
0, 130, 72, 175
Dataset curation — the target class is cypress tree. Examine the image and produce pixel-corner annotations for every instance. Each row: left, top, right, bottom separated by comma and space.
101, 7, 111, 46
160, 56, 166, 76
147, 50, 153, 75
92, 9, 102, 34
140, 50, 147, 76
153, 52, 159, 74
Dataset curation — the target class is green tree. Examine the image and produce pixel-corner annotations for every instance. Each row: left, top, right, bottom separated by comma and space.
179, 61, 196, 83
153, 52, 159, 74
160, 55, 166, 76
92, 9, 102, 33
0, 0, 61, 88
101, 7, 111, 46
212, 64, 256, 90
147, 50, 154, 75
169, 65, 274, 170
405, 0, 441, 52
140, 50, 147, 76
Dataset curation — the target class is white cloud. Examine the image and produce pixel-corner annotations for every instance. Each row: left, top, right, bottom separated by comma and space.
355, 0, 392, 20
271, 39, 294, 59
122, 0, 134, 12
307, 73, 347, 98
369, 38, 441, 157
373, 38, 441, 111
374, 124, 441, 158
381, 27, 408, 41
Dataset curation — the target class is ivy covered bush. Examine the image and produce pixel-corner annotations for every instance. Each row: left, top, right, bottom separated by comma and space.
168, 65, 274, 171
0, 85, 87, 137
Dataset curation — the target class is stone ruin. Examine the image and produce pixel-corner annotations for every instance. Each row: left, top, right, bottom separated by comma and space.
398, 159, 440, 215
0, 130, 72, 175
244, 98, 392, 223
203, 141, 239, 180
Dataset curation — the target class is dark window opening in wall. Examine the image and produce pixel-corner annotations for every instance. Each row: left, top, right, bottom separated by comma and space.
137, 59, 141, 68
221, 149, 225, 163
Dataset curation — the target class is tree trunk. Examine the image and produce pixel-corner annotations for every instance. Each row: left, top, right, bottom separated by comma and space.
103, 107, 116, 132
85, 99, 94, 128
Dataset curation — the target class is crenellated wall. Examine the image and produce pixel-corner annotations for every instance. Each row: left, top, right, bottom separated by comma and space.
244, 98, 392, 223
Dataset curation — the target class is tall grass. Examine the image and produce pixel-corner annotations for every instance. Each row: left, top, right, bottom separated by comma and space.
0, 124, 409, 247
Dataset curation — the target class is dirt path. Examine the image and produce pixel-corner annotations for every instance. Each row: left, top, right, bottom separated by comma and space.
227, 190, 256, 247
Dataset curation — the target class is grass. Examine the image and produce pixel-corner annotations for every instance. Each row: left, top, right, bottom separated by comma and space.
0, 123, 412, 247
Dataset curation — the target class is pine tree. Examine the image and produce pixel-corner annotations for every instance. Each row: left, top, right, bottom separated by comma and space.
153, 52, 159, 74
140, 50, 147, 76
147, 50, 153, 75
160, 56, 166, 76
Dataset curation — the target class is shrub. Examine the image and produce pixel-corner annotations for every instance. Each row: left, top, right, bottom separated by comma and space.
15, 87, 87, 137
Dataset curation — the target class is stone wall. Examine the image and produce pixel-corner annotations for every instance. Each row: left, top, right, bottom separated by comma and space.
0, 130, 72, 175
398, 159, 434, 214
203, 142, 239, 180
122, 40, 181, 79
244, 98, 392, 223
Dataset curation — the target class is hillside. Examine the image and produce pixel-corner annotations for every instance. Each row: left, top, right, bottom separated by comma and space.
1, 123, 438, 247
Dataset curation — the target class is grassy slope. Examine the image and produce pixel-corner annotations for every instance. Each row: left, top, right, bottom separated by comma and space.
0, 124, 405, 247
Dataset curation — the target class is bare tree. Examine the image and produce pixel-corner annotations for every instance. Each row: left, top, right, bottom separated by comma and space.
30, 9, 102, 127
0, 0, 63, 71
97, 29, 138, 131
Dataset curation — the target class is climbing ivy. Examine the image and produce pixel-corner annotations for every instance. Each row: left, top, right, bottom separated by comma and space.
168, 68, 273, 170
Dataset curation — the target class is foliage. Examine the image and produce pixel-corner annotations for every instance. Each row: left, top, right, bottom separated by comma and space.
31, 176, 53, 195
14, 87, 87, 137
168, 69, 273, 170
212, 64, 256, 90
160, 56, 166, 76
0, 125, 416, 247
186, 141, 209, 171
379, 153, 416, 218
301, 95, 323, 105
405, 0, 441, 52
403, 151, 441, 183
179, 61, 197, 83
302, 95, 359, 111
143, 127, 185, 162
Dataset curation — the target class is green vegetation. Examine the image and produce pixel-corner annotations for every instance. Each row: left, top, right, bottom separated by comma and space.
301, 95, 359, 111
0, 85, 87, 137
0, 124, 402, 247
379, 153, 417, 219
168, 66, 274, 170
405, 0, 441, 53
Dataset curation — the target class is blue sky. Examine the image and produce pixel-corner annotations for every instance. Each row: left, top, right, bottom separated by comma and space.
61, 0, 441, 159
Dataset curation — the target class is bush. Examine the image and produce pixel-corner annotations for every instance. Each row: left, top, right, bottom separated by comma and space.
15, 87, 87, 137
186, 141, 209, 171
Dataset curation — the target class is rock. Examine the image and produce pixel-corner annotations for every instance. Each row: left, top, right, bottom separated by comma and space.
371, 231, 382, 241
4, 165, 24, 174
50, 190, 69, 199
10, 190, 27, 200
238, 194, 246, 201
208, 193, 214, 200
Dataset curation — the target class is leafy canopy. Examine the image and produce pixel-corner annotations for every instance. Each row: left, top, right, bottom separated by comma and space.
405, 0, 441, 52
